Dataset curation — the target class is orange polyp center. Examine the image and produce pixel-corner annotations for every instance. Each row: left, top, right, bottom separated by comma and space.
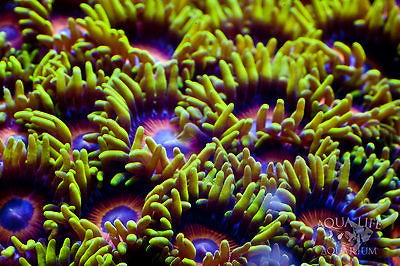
179, 224, 238, 265
88, 196, 143, 246
237, 105, 262, 120
141, 118, 196, 158
238, 105, 298, 164
133, 43, 171, 64
50, 15, 85, 37
0, 13, 22, 48
254, 146, 297, 164
51, 16, 70, 36
0, 188, 43, 245
299, 209, 339, 230
66, 121, 99, 160
0, 126, 27, 146
349, 105, 364, 115
89, 197, 142, 229
142, 118, 177, 136
348, 181, 361, 194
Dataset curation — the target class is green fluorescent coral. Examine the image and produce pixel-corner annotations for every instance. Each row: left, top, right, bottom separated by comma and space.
0, 0, 399, 265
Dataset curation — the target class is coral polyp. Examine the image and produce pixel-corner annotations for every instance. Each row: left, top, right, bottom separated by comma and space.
1, 0, 400, 265
87, 195, 143, 235
142, 117, 201, 159
0, 190, 43, 245
178, 223, 238, 265
0, 6, 22, 50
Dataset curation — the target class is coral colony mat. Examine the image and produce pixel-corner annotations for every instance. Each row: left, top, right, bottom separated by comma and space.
0, 0, 399, 265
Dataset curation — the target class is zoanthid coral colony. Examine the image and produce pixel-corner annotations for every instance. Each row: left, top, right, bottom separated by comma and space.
0, 0, 399, 265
